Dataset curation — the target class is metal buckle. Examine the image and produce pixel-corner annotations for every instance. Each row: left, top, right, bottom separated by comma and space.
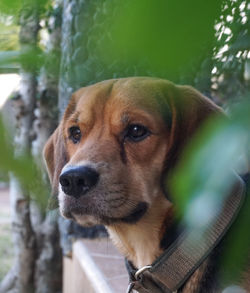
126, 265, 152, 293
127, 265, 179, 292
134, 265, 152, 280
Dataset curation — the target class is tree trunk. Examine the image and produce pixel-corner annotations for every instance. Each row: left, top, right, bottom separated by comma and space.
0, 2, 39, 293
1, 73, 38, 293
32, 1, 63, 292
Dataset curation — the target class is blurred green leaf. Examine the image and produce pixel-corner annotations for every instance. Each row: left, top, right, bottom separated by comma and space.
0, 0, 51, 19
219, 178, 250, 283
0, 0, 22, 16
170, 97, 250, 221
169, 96, 250, 283
0, 46, 45, 73
92, 0, 222, 80
0, 21, 19, 51
0, 50, 20, 66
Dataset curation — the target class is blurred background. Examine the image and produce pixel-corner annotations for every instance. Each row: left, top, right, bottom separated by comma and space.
0, 0, 249, 292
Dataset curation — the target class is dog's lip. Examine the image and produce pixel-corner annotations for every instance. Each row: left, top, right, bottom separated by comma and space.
61, 196, 148, 225
61, 196, 89, 215
119, 202, 148, 223
93, 201, 148, 225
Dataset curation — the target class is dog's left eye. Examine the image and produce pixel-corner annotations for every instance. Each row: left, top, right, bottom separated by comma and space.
69, 126, 81, 143
125, 124, 150, 142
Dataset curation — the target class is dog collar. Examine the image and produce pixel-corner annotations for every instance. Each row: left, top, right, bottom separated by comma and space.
126, 174, 246, 293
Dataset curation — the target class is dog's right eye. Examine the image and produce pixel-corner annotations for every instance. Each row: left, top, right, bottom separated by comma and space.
125, 124, 150, 142
69, 126, 81, 144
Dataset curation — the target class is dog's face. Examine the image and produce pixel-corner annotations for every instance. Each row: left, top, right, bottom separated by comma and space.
44, 77, 221, 227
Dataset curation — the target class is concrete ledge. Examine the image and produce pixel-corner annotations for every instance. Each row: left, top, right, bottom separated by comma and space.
63, 239, 128, 293
74, 241, 113, 293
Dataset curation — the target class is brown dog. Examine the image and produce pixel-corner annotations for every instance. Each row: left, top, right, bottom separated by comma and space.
44, 77, 249, 292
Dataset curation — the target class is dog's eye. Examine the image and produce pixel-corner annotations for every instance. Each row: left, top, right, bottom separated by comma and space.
126, 124, 150, 142
69, 126, 81, 143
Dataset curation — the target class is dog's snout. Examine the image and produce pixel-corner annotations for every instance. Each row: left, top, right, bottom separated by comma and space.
59, 166, 99, 197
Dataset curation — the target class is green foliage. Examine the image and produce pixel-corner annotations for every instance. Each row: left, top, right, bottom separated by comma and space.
45, 4, 62, 32
0, 47, 44, 73
219, 179, 250, 283
212, 0, 250, 102
0, 0, 54, 72
170, 96, 249, 218
0, 0, 22, 17
169, 95, 250, 283
0, 0, 50, 20
0, 171, 8, 182
0, 21, 19, 51
91, 0, 222, 81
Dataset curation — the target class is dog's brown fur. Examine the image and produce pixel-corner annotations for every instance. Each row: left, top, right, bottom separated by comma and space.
44, 77, 249, 292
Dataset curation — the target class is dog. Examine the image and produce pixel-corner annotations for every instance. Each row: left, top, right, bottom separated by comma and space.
43, 77, 249, 292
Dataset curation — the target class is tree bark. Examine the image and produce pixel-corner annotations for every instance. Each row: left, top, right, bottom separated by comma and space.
0, 2, 39, 293
32, 1, 63, 292
1, 71, 38, 293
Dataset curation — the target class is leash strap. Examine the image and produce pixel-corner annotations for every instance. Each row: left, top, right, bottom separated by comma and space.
126, 175, 246, 293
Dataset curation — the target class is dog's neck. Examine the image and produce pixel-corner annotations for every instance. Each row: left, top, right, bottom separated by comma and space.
107, 197, 173, 268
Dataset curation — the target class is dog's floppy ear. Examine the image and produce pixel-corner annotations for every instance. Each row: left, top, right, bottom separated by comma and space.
43, 92, 80, 200
163, 83, 224, 173
43, 123, 68, 200
175, 84, 223, 136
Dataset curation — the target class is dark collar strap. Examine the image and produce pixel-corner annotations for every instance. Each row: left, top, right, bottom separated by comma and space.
126, 174, 246, 293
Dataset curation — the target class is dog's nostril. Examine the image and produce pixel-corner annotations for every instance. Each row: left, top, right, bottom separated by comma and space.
77, 178, 85, 186
60, 177, 70, 187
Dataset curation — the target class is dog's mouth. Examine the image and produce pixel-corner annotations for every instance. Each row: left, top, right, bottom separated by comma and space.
118, 202, 148, 224
97, 201, 148, 225
60, 195, 148, 226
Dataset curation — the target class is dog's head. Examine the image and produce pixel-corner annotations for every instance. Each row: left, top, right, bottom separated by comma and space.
43, 77, 222, 226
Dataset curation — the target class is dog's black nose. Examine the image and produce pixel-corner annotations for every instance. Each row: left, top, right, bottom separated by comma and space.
59, 166, 99, 197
